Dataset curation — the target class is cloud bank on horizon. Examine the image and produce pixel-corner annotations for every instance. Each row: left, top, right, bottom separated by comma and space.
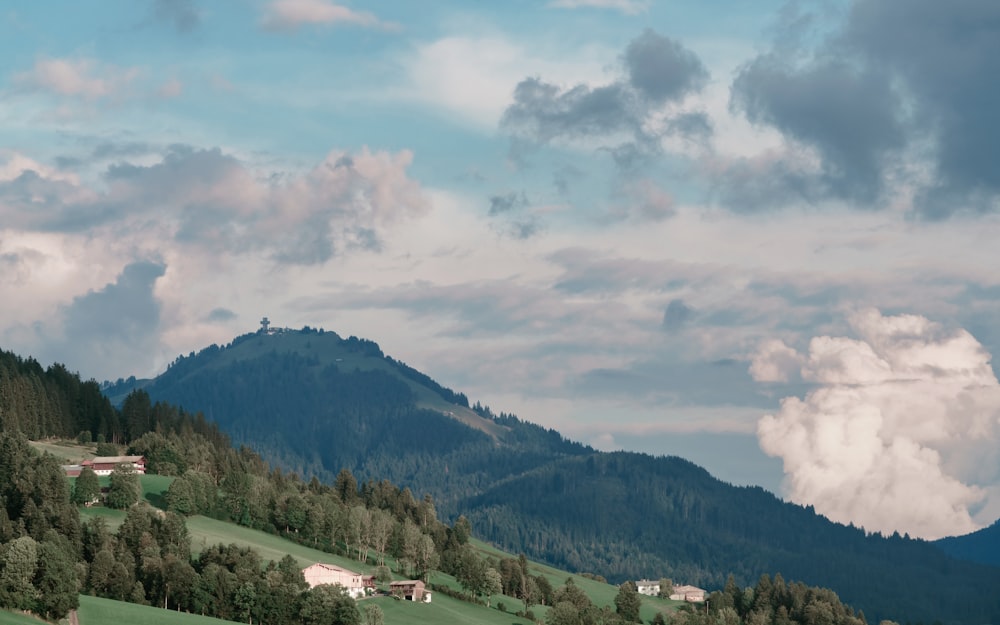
2, 0, 1000, 537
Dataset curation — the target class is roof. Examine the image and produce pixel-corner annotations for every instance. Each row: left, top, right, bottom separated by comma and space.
303, 563, 360, 576
83, 456, 145, 464
389, 580, 424, 587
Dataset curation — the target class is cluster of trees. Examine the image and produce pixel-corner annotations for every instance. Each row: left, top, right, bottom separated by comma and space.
541, 578, 643, 625
80, 505, 363, 625
670, 574, 871, 625
0, 432, 81, 620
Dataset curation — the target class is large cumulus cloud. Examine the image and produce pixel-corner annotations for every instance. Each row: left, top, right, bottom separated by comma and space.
754, 309, 1000, 539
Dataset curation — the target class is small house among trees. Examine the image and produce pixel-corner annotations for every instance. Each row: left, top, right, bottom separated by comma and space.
389, 580, 431, 603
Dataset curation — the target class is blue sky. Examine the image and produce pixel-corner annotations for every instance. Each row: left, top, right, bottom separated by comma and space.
3, 0, 1000, 540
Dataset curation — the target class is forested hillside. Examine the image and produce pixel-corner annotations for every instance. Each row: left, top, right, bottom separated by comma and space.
94, 329, 1000, 625
103, 329, 588, 508
466, 451, 1000, 622
935, 520, 1000, 568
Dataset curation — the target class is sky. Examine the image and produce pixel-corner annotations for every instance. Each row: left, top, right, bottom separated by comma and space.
2, 0, 1000, 541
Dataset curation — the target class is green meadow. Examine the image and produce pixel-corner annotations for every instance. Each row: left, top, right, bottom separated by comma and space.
0, 609, 49, 625
76, 596, 233, 625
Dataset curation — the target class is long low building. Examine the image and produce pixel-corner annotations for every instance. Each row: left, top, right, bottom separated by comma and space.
670, 585, 707, 602
301, 563, 373, 599
80, 456, 146, 476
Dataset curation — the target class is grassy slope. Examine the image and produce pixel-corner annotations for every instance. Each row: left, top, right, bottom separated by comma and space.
76, 596, 232, 625
0, 610, 50, 625
28, 439, 95, 463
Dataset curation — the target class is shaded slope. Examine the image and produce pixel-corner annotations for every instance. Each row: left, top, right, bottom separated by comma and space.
463, 451, 1000, 624
935, 520, 1000, 568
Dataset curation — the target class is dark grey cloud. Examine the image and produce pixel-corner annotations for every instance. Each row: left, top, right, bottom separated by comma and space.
624, 29, 708, 104
152, 0, 200, 32
206, 307, 237, 322
503, 78, 637, 144
488, 191, 528, 216
36, 261, 166, 379
727, 0, 1000, 216
731, 58, 904, 204
845, 0, 1000, 217
501, 29, 710, 173
486, 191, 542, 239
662, 298, 694, 330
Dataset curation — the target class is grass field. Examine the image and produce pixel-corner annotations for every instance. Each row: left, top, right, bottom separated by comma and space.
28, 439, 95, 463
185, 515, 369, 569
0, 609, 50, 625
77, 595, 232, 625
365, 594, 534, 625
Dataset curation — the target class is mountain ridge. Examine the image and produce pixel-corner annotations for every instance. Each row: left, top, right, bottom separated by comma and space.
98, 327, 1000, 624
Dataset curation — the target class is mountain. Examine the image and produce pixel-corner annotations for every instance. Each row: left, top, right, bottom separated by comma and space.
103, 328, 1000, 624
935, 520, 1000, 568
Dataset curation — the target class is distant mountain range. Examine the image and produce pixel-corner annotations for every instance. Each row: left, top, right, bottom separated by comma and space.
102, 327, 1000, 624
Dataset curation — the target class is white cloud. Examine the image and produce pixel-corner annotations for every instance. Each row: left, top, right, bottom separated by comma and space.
260, 0, 396, 31
756, 309, 1000, 539
15, 57, 138, 100
404, 35, 613, 130
749, 339, 803, 383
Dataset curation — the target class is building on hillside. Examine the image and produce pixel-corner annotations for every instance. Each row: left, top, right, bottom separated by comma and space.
389, 580, 431, 603
301, 563, 370, 599
80, 456, 146, 476
635, 579, 661, 596
670, 585, 706, 602
62, 464, 83, 477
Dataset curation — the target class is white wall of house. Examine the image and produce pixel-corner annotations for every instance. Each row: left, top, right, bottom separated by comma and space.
302, 564, 365, 599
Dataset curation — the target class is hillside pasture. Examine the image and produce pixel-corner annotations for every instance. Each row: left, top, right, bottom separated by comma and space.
77, 595, 232, 625
0, 609, 49, 625
28, 439, 94, 463
367, 594, 534, 625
